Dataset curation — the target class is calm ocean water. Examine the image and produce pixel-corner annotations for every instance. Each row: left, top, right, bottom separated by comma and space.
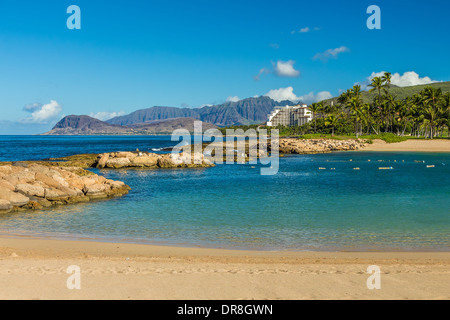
0, 136, 449, 251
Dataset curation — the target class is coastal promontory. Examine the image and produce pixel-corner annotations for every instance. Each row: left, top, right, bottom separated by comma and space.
0, 163, 130, 214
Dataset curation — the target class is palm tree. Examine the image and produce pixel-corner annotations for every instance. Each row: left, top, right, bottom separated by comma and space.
316, 101, 325, 118
369, 77, 384, 103
337, 89, 351, 105
325, 114, 339, 136
421, 87, 443, 138
357, 103, 377, 134
382, 72, 392, 94
383, 94, 398, 133
409, 93, 424, 137
347, 85, 364, 137
306, 79, 448, 138
323, 103, 338, 119
368, 103, 381, 134
352, 85, 362, 98
309, 103, 321, 133
442, 93, 450, 137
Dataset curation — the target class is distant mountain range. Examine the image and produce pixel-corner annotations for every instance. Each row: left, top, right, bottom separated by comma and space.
43, 96, 297, 135
129, 117, 218, 134
42, 82, 450, 135
106, 96, 296, 127
43, 116, 218, 135
43, 115, 133, 135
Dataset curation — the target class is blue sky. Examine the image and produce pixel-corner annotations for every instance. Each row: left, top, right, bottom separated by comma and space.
0, 0, 449, 133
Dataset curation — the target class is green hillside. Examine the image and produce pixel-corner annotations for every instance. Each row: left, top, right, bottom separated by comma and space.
324, 81, 450, 105
364, 81, 450, 101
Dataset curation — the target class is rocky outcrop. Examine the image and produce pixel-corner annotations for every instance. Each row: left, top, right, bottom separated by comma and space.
1, 151, 214, 171
205, 138, 367, 159
0, 164, 130, 214
271, 139, 367, 154
96, 151, 214, 169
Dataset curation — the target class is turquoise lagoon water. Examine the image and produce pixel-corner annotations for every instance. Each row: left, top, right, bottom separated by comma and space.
0, 136, 449, 251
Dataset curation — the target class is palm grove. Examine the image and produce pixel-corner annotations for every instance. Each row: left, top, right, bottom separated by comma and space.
302, 72, 450, 139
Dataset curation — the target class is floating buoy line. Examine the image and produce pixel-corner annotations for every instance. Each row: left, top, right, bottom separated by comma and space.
315, 160, 444, 171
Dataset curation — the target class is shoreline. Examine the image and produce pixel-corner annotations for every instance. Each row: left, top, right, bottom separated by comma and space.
0, 232, 448, 254
1, 236, 449, 260
0, 237, 449, 300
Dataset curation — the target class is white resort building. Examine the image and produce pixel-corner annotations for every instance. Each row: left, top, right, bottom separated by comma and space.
267, 105, 312, 127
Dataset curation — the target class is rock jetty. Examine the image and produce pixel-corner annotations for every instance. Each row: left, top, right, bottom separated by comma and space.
275, 139, 367, 154
0, 163, 130, 214
95, 151, 214, 169
33, 151, 214, 169
201, 138, 368, 158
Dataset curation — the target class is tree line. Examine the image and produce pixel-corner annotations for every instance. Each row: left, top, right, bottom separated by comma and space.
307, 72, 450, 139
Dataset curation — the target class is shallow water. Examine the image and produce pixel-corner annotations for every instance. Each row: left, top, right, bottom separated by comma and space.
0, 136, 449, 251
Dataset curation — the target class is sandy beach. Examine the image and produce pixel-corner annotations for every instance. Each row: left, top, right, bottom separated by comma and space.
0, 237, 448, 300
0, 138, 449, 300
361, 139, 450, 152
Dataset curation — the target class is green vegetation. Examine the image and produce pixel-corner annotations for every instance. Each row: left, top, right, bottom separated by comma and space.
360, 133, 408, 144
299, 74, 449, 140
324, 81, 450, 105
221, 75, 450, 143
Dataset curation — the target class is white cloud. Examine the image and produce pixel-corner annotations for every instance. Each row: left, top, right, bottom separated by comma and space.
357, 71, 441, 90
23, 102, 42, 112
298, 91, 333, 104
255, 60, 300, 80
264, 87, 332, 104
265, 87, 300, 102
19, 100, 62, 124
226, 96, 240, 103
313, 46, 350, 62
273, 60, 300, 78
291, 27, 320, 34
89, 111, 126, 121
